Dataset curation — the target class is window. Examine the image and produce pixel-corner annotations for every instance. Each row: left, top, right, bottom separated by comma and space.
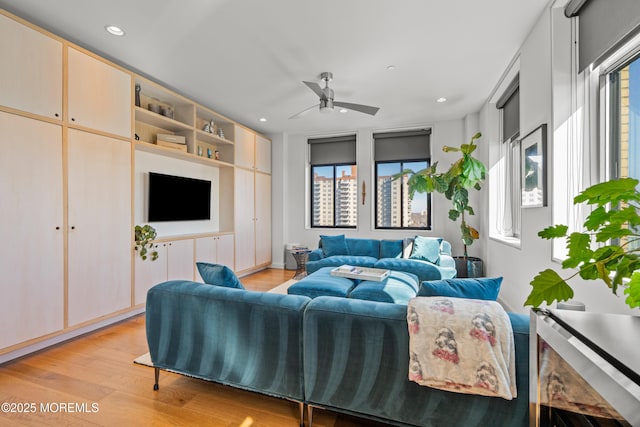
605, 54, 640, 251
309, 135, 357, 228
373, 129, 431, 229
495, 75, 521, 239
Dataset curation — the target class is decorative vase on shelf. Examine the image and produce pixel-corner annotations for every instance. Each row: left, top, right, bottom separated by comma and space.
135, 84, 141, 107
217, 128, 224, 139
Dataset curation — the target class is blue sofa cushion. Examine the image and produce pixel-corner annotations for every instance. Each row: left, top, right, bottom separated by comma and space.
288, 267, 356, 298
196, 262, 244, 289
320, 234, 349, 257
374, 258, 443, 282
306, 255, 378, 275
345, 238, 380, 258
379, 239, 403, 259
418, 277, 503, 301
349, 271, 419, 304
409, 236, 442, 263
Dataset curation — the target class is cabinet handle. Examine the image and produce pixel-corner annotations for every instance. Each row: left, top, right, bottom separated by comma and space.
71, 118, 75, 122
70, 226, 76, 230
55, 226, 60, 230
54, 113, 59, 118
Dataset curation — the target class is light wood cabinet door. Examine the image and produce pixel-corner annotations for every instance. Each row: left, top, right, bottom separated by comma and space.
134, 243, 167, 305
67, 47, 132, 137
0, 112, 64, 349
234, 168, 255, 272
255, 134, 271, 173
234, 125, 255, 169
67, 129, 131, 326
216, 234, 235, 270
195, 237, 216, 282
166, 239, 195, 281
0, 14, 63, 119
255, 172, 272, 266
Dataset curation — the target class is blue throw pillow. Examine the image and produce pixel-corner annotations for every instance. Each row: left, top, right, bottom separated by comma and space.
418, 277, 502, 301
196, 262, 244, 289
320, 234, 349, 257
409, 236, 442, 264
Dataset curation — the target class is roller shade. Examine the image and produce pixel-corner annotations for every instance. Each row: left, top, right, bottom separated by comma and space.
566, 0, 640, 71
373, 129, 431, 162
497, 76, 520, 142
308, 134, 356, 165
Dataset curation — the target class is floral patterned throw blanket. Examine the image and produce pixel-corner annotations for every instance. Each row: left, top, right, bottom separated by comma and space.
407, 297, 517, 400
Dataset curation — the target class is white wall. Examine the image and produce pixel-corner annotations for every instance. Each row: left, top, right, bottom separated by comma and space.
479, 3, 637, 315
269, 117, 488, 269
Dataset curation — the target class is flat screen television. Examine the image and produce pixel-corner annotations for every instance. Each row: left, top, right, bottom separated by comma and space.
148, 172, 211, 222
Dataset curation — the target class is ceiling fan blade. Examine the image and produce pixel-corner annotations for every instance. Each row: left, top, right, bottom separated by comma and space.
303, 81, 325, 98
288, 104, 319, 119
333, 101, 380, 116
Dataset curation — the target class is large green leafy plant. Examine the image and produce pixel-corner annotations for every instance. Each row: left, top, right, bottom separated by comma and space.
396, 132, 487, 258
525, 178, 640, 309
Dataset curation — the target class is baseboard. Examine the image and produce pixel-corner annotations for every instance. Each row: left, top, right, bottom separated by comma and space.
0, 307, 145, 365
270, 262, 285, 269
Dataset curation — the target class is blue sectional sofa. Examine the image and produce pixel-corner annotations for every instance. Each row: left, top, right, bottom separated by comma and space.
306, 236, 457, 281
146, 278, 530, 427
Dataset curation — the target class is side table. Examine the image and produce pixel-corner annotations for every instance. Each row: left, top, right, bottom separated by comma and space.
290, 249, 311, 280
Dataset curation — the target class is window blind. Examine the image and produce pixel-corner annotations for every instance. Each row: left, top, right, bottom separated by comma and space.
308, 134, 356, 165
497, 76, 520, 142
373, 129, 431, 162
566, 0, 640, 71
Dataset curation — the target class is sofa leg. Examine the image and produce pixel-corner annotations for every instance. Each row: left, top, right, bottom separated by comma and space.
153, 367, 159, 391
307, 405, 313, 427
298, 402, 304, 427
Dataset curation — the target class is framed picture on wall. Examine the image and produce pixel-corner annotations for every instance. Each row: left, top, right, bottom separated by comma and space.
521, 123, 547, 208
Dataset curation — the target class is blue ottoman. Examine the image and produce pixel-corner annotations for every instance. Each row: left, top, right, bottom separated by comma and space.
287, 267, 356, 298
348, 271, 419, 304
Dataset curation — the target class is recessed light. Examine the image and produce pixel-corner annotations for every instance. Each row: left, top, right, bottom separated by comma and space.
386, 65, 396, 71
436, 97, 447, 103
105, 25, 125, 36
339, 108, 348, 113
259, 117, 267, 122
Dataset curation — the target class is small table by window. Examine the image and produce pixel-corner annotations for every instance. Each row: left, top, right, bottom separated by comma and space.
291, 249, 311, 280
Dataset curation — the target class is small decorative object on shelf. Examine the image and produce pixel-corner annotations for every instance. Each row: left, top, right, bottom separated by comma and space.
135, 84, 141, 107
215, 150, 220, 160
197, 146, 203, 156
209, 120, 215, 134
203, 123, 211, 132
160, 106, 174, 119
148, 102, 160, 114
217, 127, 225, 139
207, 148, 212, 158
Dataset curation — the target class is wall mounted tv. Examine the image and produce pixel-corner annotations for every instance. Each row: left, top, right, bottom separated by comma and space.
148, 172, 212, 222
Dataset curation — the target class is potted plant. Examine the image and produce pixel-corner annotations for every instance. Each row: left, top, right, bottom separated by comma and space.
525, 178, 640, 309
397, 132, 487, 277
134, 224, 159, 261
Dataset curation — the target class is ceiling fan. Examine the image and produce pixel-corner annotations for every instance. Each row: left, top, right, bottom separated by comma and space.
289, 72, 380, 119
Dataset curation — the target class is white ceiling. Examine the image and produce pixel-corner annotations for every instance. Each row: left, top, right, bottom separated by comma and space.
0, 0, 549, 136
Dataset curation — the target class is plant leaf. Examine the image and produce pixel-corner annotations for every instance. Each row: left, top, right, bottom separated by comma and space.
583, 206, 608, 231
574, 177, 640, 206
623, 272, 640, 308
538, 225, 568, 239
525, 269, 574, 307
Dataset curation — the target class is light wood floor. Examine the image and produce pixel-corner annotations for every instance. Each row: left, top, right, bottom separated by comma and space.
0, 269, 387, 427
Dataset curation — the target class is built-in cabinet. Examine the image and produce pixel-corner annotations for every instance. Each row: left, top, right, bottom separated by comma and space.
66, 129, 132, 326
0, 10, 271, 359
0, 112, 64, 349
67, 47, 132, 138
0, 13, 62, 119
234, 126, 272, 274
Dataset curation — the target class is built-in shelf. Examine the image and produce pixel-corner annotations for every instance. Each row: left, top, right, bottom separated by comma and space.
135, 140, 234, 168
135, 107, 193, 132
196, 129, 234, 146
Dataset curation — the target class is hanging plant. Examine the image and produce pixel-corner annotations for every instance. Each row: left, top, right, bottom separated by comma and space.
134, 224, 159, 261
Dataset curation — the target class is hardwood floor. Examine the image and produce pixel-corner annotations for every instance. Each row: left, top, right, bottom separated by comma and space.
0, 269, 387, 427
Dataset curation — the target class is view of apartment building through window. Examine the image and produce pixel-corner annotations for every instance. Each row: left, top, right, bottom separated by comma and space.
376, 161, 429, 228
312, 165, 357, 227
